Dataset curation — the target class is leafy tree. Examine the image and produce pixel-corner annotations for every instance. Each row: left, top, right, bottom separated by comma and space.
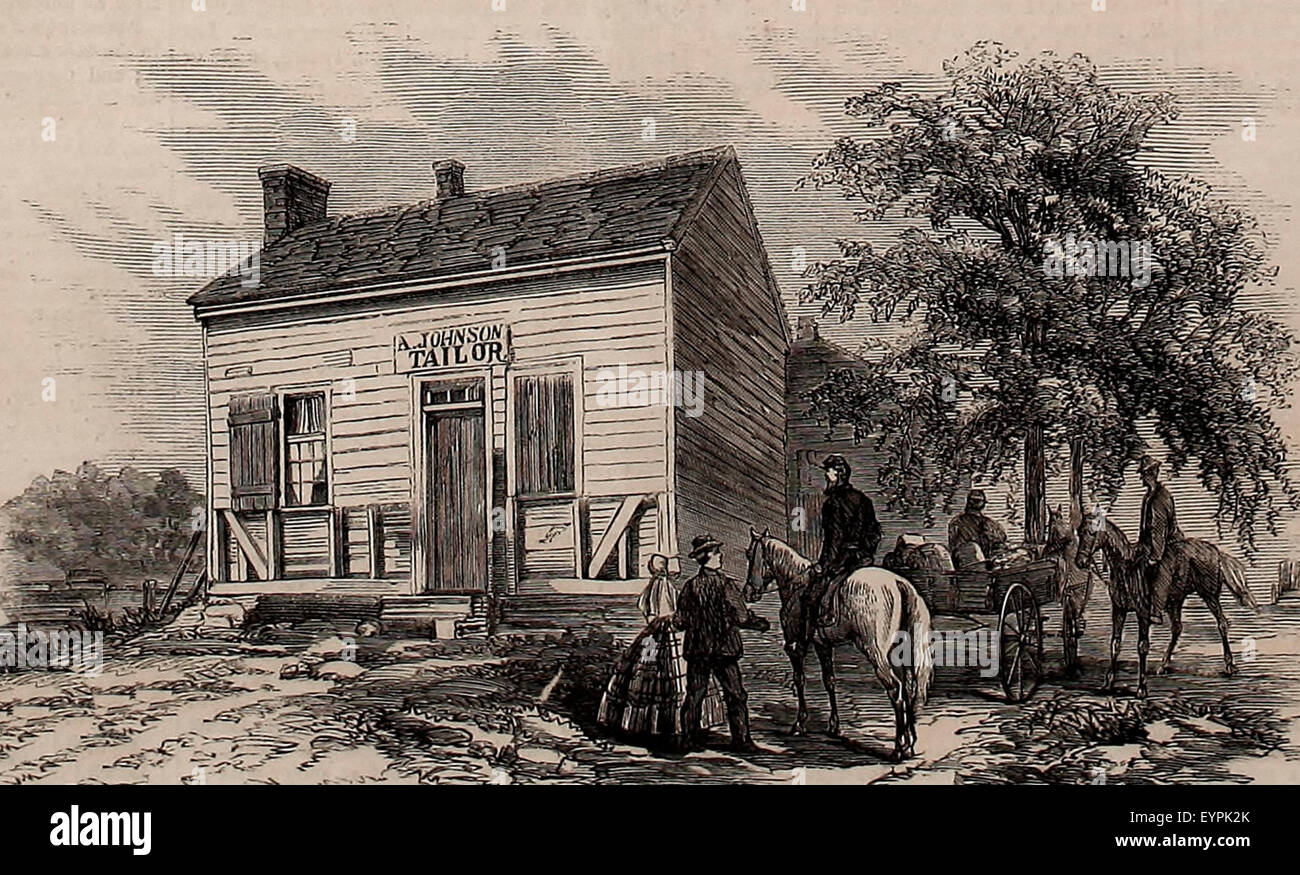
801, 42, 1296, 551
2, 463, 205, 578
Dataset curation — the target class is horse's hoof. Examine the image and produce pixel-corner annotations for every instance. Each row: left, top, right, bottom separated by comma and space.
1224, 665, 1237, 678
1156, 664, 1172, 676
789, 723, 807, 737
1137, 686, 1148, 699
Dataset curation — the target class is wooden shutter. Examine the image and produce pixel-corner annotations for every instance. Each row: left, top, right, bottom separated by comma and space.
229, 393, 279, 511
514, 373, 575, 496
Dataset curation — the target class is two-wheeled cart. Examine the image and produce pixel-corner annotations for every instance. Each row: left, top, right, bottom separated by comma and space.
897, 559, 1077, 702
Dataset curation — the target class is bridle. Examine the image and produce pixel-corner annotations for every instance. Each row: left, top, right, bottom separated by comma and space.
745, 536, 777, 600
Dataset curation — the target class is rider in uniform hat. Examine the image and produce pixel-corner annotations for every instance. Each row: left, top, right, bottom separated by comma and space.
803, 454, 882, 641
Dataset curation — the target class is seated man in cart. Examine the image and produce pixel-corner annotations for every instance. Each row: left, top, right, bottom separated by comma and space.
948, 489, 1010, 571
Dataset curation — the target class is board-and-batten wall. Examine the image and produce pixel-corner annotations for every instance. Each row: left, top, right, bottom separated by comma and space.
671, 161, 789, 569
204, 260, 672, 590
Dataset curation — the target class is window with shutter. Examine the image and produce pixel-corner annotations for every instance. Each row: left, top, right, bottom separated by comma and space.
229, 393, 279, 511
514, 372, 576, 497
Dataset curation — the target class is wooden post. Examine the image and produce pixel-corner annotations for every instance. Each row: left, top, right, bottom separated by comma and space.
213, 512, 228, 583
616, 529, 630, 579
576, 496, 591, 578
329, 506, 344, 579
367, 504, 384, 580
142, 579, 157, 621
265, 509, 281, 581
1276, 558, 1296, 604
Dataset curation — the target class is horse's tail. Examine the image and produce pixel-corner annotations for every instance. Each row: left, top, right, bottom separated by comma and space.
1219, 551, 1259, 612
897, 577, 933, 708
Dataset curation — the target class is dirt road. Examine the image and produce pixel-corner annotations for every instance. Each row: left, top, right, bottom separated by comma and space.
0, 594, 1296, 785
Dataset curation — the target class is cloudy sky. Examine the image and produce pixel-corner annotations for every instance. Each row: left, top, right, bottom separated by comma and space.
2, 0, 1297, 522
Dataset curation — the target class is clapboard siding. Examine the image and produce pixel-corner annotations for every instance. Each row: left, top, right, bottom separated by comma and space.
206, 262, 673, 516
671, 159, 788, 567
520, 500, 578, 577
281, 511, 332, 578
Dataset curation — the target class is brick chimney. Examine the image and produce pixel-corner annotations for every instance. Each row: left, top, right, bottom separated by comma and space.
434, 159, 465, 200
258, 164, 330, 246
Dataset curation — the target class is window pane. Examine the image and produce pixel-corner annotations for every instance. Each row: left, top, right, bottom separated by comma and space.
286, 393, 325, 436
285, 437, 328, 506
423, 382, 483, 407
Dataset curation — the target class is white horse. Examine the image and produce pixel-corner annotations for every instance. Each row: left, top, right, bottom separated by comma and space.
743, 528, 934, 761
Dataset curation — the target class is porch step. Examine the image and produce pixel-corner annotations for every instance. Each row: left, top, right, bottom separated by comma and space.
497, 592, 641, 638
246, 594, 382, 626
379, 593, 488, 638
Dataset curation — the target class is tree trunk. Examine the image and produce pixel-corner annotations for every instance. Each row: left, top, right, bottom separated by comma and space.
1023, 317, 1048, 546
1024, 425, 1047, 545
1068, 435, 1085, 529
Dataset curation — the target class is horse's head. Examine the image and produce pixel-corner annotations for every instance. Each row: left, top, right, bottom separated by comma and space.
743, 526, 772, 603
1075, 508, 1106, 570
1046, 504, 1075, 550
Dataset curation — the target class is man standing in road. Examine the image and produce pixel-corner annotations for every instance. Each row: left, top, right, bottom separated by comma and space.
675, 534, 770, 753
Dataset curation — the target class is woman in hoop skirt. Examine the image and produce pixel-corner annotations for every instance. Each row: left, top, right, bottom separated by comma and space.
597, 554, 725, 745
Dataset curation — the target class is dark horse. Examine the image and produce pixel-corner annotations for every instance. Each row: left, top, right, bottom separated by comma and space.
742, 528, 933, 761
1043, 506, 1098, 677
1075, 509, 1258, 697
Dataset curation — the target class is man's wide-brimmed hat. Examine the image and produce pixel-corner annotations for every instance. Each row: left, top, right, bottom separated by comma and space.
689, 534, 723, 561
966, 488, 987, 508
1139, 455, 1161, 474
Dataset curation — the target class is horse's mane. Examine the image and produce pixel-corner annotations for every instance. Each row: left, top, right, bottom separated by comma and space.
762, 536, 813, 580
1099, 517, 1136, 563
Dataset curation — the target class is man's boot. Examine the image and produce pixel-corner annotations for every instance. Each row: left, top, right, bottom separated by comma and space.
727, 703, 757, 753
1144, 569, 1164, 625
816, 580, 838, 628
676, 707, 707, 752
1144, 593, 1163, 626
802, 572, 827, 642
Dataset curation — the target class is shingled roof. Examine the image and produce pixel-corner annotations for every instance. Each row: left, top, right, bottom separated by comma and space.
188, 146, 737, 310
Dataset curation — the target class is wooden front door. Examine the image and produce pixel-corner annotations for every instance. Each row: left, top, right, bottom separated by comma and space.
422, 380, 488, 592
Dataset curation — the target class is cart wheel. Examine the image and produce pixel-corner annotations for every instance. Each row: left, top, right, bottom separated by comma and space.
999, 582, 1043, 703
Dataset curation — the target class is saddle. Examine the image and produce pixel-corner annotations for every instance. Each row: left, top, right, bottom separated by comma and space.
813, 562, 867, 628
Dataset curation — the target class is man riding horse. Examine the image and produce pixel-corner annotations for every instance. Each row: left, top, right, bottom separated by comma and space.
1135, 454, 1183, 626
801, 454, 882, 642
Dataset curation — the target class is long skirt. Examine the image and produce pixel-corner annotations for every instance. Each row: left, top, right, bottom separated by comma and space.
597, 622, 726, 739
